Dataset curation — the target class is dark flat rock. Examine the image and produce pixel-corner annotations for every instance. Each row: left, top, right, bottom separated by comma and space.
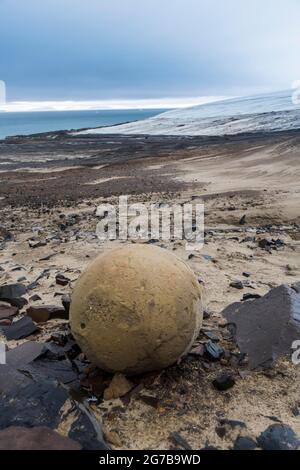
0, 283, 27, 300
234, 436, 258, 450
222, 284, 300, 368
212, 373, 236, 391
257, 424, 300, 450
205, 340, 224, 361
0, 304, 18, 320
0, 316, 38, 340
24, 358, 79, 386
0, 365, 108, 450
56, 273, 70, 286
6, 341, 45, 367
0, 283, 27, 308
26, 304, 68, 323
62, 294, 71, 314
0, 426, 82, 450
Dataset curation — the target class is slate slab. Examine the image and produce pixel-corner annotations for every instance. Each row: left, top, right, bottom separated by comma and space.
0, 316, 38, 340
6, 342, 45, 367
0, 365, 108, 450
26, 305, 68, 323
0, 426, 82, 450
257, 424, 300, 450
0, 283, 27, 301
0, 304, 18, 320
222, 284, 300, 368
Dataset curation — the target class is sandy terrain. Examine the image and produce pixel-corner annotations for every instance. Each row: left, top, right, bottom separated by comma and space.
0, 129, 299, 450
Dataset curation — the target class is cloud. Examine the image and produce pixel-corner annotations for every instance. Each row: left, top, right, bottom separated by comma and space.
0, 0, 299, 100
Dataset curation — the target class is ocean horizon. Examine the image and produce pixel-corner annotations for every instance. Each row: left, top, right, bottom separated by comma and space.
0, 108, 168, 140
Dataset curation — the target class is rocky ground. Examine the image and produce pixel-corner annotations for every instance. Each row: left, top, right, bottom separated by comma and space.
0, 130, 299, 450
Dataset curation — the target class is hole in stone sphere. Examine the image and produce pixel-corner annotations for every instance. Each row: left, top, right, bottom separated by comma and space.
80, 322, 86, 329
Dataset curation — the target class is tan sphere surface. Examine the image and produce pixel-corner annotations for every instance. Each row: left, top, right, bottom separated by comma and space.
70, 245, 203, 375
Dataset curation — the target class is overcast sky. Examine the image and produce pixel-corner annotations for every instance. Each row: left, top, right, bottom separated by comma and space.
1, 0, 300, 102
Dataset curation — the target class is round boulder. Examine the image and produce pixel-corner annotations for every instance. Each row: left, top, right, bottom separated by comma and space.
70, 245, 203, 375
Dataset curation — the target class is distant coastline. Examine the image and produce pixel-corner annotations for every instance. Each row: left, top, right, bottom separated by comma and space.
0, 108, 168, 140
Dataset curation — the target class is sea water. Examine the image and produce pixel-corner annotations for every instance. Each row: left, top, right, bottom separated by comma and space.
0, 108, 168, 140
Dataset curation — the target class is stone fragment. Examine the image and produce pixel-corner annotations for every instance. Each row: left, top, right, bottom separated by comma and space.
0, 283, 27, 302
0, 226, 14, 241
28, 239, 47, 249
233, 436, 258, 450
0, 317, 37, 340
0, 365, 108, 450
26, 305, 68, 323
258, 238, 285, 251
205, 340, 224, 361
0, 426, 82, 450
56, 273, 70, 286
222, 284, 300, 368
242, 293, 261, 301
0, 304, 18, 320
230, 280, 244, 289
212, 373, 236, 391
103, 373, 134, 400
6, 342, 44, 367
62, 294, 71, 314
257, 424, 300, 450
169, 432, 192, 450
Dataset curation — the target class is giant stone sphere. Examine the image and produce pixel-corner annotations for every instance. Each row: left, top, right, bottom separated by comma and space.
70, 245, 203, 375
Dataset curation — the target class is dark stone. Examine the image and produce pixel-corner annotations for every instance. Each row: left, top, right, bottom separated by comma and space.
258, 238, 285, 251
203, 330, 220, 342
239, 215, 246, 225
39, 253, 56, 261
203, 310, 211, 320
45, 339, 81, 361
222, 284, 300, 368
257, 424, 300, 450
0, 304, 18, 320
29, 294, 42, 302
0, 319, 12, 326
24, 358, 79, 386
62, 294, 71, 314
242, 272, 251, 278
0, 365, 68, 429
26, 305, 68, 323
205, 340, 224, 361
169, 432, 192, 450
6, 342, 45, 367
234, 436, 258, 450
56, 273, 70, 286
8, 297, 28, 309
230, 280, 244, 290
213, 373, 235, 391
219, 419, 246, 429
28, 239, 47, 249
216, 419, 246, 439
0, 283, 27, 301
0, 426, 82, 450
242, 293, 262, 301
0, 226, 14, 242
0, 366, 108, 450
69, 409, 109, 450
0, 316, 38, 340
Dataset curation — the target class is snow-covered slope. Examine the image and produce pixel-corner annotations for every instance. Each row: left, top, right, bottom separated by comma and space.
76, 90, 300, 136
